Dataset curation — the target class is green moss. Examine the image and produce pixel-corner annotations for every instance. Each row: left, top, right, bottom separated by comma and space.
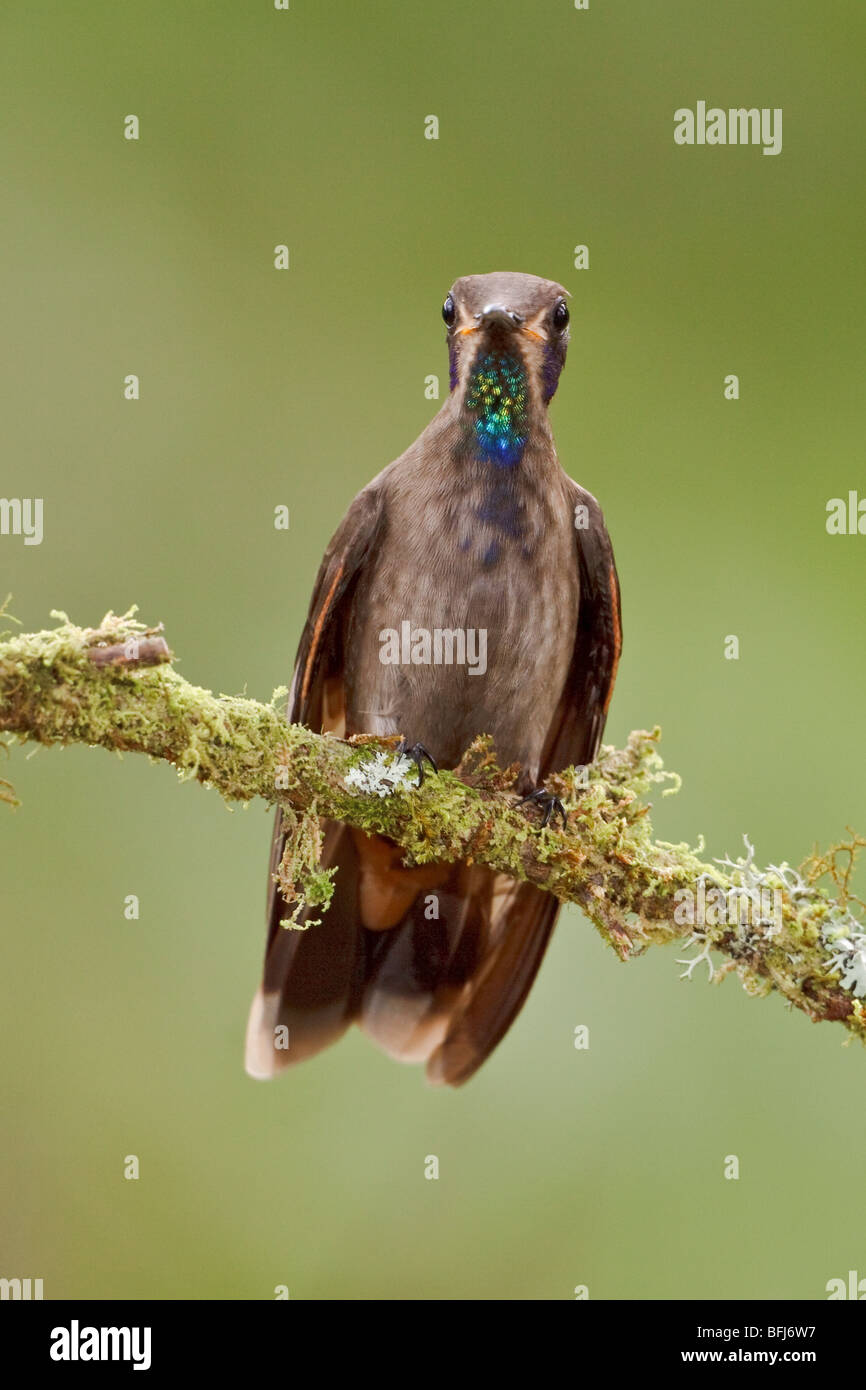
2, 610, 864, 1052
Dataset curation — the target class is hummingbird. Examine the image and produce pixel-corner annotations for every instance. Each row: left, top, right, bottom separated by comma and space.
245, 271, 622, 1087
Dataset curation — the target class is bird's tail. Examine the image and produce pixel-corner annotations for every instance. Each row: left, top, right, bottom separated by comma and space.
245, 810, 558, 1086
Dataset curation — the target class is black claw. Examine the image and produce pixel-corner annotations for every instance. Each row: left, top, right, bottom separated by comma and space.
398, 740, 439, 786
516, 787, 568, 831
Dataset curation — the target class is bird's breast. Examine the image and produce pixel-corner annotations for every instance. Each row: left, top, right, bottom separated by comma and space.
344, 460, 578, 774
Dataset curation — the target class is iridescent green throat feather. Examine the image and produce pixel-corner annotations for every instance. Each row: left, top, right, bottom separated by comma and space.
465, 350, 528, 467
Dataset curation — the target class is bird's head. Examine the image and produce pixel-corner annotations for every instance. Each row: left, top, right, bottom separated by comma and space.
441, 272, 570, 466
443, 271, 570, 400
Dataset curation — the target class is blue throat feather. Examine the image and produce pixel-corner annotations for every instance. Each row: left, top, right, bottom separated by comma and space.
465, 350, 528, 467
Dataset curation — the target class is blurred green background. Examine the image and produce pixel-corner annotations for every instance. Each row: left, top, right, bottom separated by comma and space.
1, 0, 864, 1300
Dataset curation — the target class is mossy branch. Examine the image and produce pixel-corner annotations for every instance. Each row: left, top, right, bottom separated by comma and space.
2, 608, 865, 1048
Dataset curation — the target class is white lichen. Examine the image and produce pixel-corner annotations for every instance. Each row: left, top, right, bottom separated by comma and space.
709, 836, 866, 999
714, 833, 758, 883
343, 752, 416, 799
677, 932, 715, 982
714, 834, 784, 940
822, 913, 866, 997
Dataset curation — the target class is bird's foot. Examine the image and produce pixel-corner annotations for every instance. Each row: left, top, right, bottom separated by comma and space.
397, 740, 439, 786
515, 787, 568, 831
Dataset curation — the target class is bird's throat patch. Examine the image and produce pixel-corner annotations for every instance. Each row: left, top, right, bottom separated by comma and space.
465, 350, 528, 467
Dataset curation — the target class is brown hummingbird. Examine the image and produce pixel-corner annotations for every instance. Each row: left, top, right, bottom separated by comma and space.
245, 271, 621, 1086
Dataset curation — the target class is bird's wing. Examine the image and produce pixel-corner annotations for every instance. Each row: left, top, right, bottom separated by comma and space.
407, 478, 621, 1087
287, 482, 386, 730
541, 479, 622, 773
245, 483, 386, 1078
423, 875, 561, 1087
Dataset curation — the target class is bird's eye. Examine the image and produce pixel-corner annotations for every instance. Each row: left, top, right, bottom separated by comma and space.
442, 294, 456, 327
552, 299, 569, 330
